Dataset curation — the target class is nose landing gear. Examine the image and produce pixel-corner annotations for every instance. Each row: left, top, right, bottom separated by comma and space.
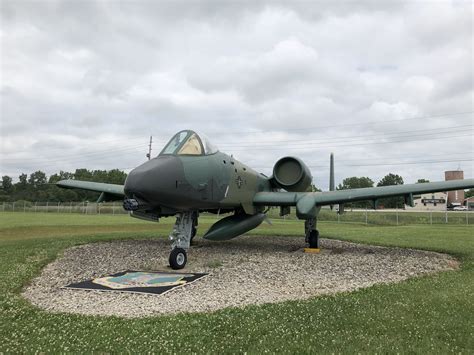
168, 211, 198, 269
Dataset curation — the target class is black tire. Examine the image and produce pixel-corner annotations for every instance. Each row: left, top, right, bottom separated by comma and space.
308, 230, 320, 248
169, 248, 187, 270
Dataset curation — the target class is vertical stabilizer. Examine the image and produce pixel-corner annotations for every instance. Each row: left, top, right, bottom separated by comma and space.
329, 153, 335, 191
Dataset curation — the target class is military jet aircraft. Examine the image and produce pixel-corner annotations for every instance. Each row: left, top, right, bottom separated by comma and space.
58, 130, 474, 269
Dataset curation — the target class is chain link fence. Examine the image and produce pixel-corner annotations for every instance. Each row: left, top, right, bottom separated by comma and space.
1, 201, 473, 225
268, 207, 474, 226
0, 201, 128, 215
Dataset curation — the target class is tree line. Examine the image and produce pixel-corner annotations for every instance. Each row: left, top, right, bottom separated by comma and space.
0, 169, 127, 202
337, 175, 474, 208
337, 173, 406, 208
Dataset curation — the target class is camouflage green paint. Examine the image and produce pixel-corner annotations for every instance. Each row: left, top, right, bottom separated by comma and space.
180, 151, 270, 214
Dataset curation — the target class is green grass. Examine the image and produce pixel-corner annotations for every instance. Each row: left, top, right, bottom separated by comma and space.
0, 212, 473, 353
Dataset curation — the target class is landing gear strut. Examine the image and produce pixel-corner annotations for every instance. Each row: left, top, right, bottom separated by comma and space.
168, 211, 197, 269
305, 217, 319, 249
191, 211, 198, 244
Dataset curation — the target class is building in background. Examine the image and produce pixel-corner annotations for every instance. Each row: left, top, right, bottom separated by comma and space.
407, 192, 447, 211
465, 197, 474, 211
445, 170, 465, 206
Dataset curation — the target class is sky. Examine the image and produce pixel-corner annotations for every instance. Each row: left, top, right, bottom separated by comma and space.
1, 0, 473, 189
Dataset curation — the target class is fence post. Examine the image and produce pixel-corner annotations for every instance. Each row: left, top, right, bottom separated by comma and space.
396, 207, 399, 226
13, 201, 15, 212
430, 211, 433, 225
23, 201, 26, 213
445, 210, 448, 224
113, 202, 115, 215
98, 203, 101, 215
35, 202, 37, 213
337, 212, 340, 223
46, 201, 49, 213
70, 202, 72, 213
365, 207, 368, 225
467, 211, 469, 225
2, 202, 4, 212
57, 202, 60, 213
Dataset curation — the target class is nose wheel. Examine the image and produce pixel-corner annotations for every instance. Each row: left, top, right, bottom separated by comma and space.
168, 212, 197, 270
169, 248, 187, 269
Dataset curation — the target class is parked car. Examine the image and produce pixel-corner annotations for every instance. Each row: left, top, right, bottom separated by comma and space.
453, 206, 468, 211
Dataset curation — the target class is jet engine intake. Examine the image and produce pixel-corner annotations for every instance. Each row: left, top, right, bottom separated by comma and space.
271, 156, 312, 192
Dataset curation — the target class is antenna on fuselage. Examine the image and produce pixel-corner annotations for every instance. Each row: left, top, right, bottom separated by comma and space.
146, 135, 153, 160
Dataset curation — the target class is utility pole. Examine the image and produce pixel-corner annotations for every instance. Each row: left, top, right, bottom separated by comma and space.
146, 135, 153, 160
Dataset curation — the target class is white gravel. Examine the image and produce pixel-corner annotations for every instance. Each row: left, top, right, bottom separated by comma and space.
22, 236, 458, 318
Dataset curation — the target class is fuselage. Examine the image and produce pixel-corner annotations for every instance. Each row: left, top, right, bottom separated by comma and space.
124, 151, 271, 216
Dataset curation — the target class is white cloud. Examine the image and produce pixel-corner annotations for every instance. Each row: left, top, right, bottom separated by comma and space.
1, 0, 472, 186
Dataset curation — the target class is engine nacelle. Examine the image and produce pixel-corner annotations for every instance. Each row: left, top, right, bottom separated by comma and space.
271, 156, 312, 192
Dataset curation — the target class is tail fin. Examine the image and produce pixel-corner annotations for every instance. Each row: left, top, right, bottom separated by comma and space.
329, 153, 335, 211
329, 153, 335, 191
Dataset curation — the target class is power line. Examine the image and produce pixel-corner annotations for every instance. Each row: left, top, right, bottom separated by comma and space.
225, 132, 473, 151
206, 111, 474, 135
3, 111, 471, 159
2, 143, 148, 163
253, 158, 473, 170
216, 124, 473, 147
2, 136, 147, 155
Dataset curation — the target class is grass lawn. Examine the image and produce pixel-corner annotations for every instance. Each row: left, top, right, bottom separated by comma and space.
0, 212, 473, 353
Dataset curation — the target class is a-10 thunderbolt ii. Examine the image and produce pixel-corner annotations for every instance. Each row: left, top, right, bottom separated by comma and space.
57, 130, 474, 269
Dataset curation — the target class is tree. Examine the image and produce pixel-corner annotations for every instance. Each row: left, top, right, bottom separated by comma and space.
2, 168, 128, 202
337, 176, 374, 190
28, 171, 47, 187
18, 173, 28, 186
106, 169, 127, 185
416, 178, 430, 183
337, 177, 374, 208
48, 171, 74, 184
465, 188, 474, 199
310, 184, 321, 192
74, 168, 93, 181
1, 176, 13, 192
377, 173, 404, 208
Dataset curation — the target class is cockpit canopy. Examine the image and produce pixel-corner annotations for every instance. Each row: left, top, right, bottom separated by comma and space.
159, 130, 218, 156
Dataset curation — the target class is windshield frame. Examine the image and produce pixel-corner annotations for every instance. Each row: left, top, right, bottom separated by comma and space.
159, 130, 210, 157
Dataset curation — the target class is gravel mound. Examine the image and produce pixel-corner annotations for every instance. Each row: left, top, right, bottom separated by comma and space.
23, 236, 458, 318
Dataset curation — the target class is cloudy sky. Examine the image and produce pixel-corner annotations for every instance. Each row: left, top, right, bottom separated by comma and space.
1, 0, 473, 189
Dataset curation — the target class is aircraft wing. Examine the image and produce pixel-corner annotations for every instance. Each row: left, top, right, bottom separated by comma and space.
57, 179, 125, 202
253, 179, 474, 217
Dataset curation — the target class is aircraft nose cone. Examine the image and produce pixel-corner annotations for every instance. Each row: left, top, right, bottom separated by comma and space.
124, 156, 182, 202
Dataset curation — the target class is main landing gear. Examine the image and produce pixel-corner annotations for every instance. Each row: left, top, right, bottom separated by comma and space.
305, 217, 320, 249
168, 211, 198, 269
